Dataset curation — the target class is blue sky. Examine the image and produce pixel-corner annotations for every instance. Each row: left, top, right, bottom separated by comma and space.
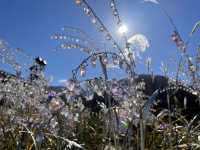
0, 0, 200, 85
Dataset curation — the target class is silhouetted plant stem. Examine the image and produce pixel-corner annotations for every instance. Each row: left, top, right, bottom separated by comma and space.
139, 108, 145, 150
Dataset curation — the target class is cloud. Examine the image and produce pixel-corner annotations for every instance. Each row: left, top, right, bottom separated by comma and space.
143, 0, 159, 4
128, 34, 150, 52
58, 79, 67, 84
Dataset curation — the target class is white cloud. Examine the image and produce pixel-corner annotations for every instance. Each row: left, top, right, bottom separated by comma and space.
58, 79, 67, 84
128, 34, 150, 52
143, 0, 159, 4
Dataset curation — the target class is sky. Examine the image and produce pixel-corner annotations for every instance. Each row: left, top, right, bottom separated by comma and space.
0, 0, 200, 85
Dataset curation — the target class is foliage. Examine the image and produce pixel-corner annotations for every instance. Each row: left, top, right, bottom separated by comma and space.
0, 0, 200, 150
